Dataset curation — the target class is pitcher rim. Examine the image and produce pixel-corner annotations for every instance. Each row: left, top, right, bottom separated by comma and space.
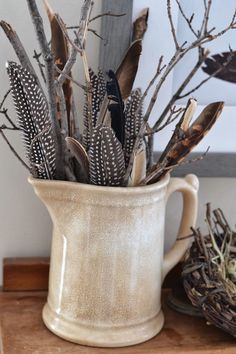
28, 173, 170, 195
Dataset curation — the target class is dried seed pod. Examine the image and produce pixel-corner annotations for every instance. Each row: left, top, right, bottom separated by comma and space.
83, 68, 106, 150
6, 61, 56, 179
88, 125, 125, 186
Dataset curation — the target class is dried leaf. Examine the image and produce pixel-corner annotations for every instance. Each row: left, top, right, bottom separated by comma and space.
132, 8, 149, 41
116, 40, 142, 100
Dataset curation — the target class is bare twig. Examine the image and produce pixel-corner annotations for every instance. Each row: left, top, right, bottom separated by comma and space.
26, 0, 64, 179
0, 123, 20, 131
57, 0, 93, 87
0, 21, 39, 81
0, 130, 30, 171
145, 107, 184, 136
33, 50, 46, 83
88, 28, 104, 40
54, 65, 87, 90
0, 108, 18, 129
175, 0, 198, 37
0, 89, 11, 110
152, 47, 208, 132
203, 0, 212, 35
178, 48, 234, 99
89, 11, 126, 23
167, 0, 179, 50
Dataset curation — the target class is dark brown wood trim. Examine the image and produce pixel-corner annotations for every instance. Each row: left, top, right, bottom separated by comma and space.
3, 257, 49, 291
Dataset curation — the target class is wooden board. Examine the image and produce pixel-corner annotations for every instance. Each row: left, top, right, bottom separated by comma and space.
99, 0, 133, 72
0, 289, 235, 354
3, 257, 49, 291
2, 257, 177, 291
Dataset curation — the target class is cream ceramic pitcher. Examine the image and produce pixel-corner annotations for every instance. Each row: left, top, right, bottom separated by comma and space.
29, 173, 198, 347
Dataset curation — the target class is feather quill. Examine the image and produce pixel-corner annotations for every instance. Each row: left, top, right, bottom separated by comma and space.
6, 61, 56, 179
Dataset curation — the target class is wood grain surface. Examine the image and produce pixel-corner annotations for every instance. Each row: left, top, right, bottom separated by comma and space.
99, 0, 133, 72
0, 289, 235, 354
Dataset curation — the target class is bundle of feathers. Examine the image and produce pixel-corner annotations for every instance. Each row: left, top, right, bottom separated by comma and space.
4, 3, 225, 187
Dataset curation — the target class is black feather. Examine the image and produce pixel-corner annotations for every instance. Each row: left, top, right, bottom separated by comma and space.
6, 61, 56, 179
107, 70, 125, 147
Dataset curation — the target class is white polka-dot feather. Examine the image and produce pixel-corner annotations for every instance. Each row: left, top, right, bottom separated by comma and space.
6, 61, 56, 179
89, 125, 125, 186
83, 68, 106, 151
124, 88, 144, 167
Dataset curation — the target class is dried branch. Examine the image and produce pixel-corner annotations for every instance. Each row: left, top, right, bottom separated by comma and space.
146, 107, 184, 136
57, 0, 93, 85
89, 11, 126, 23
0, 130, 30, 171
179, 48, 234, 99
146, 3, 236, 147
54, 65, 86, 90
26, 0, 64, 179
0, 90, 19, 129
175, 0, 198, 38
0, 21, 38, 80
153, 48, 209, 132
32, 50, 46, 83
0, 124, 20, 131
0, 89, 11, 110
167, 0, 179, 50
88, 28, 104, 40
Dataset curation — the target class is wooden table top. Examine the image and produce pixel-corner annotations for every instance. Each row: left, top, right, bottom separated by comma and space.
0, 289, 235, 354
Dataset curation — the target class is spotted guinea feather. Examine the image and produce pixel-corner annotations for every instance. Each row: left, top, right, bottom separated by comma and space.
88, 125, 125, 186
123, 88, 143, 167
83, 68, 106, 150
6, 61, 56, 179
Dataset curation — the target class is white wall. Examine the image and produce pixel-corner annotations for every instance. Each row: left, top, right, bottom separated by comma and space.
0, 1, 235, 286
0, 0, 102, 285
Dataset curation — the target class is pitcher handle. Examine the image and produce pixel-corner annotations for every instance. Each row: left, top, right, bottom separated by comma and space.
162, 174, 199, 282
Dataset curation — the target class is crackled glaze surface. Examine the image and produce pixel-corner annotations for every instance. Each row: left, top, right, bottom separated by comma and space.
29, 174, 198, 347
